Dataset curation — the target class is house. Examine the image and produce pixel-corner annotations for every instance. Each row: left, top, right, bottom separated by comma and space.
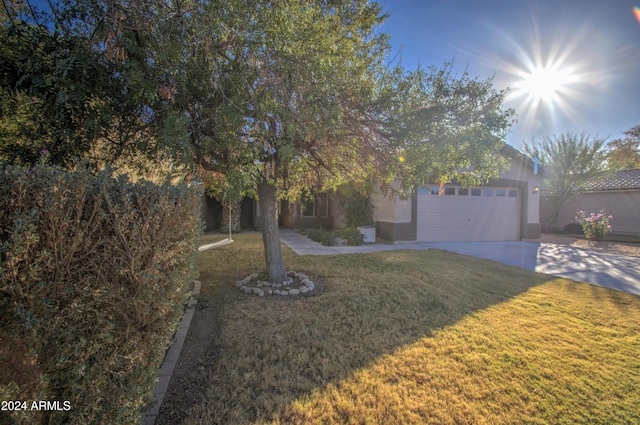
540, 169, 640, 235
251, 144, 545, 242
369, 145, 544, 242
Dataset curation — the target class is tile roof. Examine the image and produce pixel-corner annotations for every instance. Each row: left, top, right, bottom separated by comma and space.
581, 169, 640, 191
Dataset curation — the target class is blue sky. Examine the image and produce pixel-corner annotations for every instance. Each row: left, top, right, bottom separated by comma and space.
378, 0, 640, 148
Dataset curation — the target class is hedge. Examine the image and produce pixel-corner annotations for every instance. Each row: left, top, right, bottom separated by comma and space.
0, 163, 202, 425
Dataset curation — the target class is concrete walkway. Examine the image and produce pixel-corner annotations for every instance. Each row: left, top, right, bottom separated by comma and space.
279, 230, 640, 296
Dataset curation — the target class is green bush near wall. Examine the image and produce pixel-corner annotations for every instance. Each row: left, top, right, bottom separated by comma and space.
0, 163, 202, 425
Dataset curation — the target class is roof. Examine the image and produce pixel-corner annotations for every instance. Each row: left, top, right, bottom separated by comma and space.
500, 144, 551, 178
581, 169, 640, 191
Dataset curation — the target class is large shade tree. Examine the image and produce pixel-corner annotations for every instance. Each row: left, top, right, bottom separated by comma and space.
163, 1, 514, 283
3, 0, 515, 283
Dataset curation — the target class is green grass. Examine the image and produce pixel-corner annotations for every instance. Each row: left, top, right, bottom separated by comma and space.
187, 232, 640, 425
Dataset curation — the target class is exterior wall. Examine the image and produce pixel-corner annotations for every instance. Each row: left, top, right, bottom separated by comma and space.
271, 198, 334, 229
501, 161, 542, 235
542, 191, 640, 235
371, 185, 416, 242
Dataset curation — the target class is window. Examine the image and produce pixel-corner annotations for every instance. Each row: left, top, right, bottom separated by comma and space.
483, 189, 494, 197
496, 189, 506, 197
471, 188, 481, 196
508, 189, 518, 198
444, 187, 456, 195
301, 200, 315, 217
301, 195, 329, 217
430, 186, 439, 195
458, 188, 469, 196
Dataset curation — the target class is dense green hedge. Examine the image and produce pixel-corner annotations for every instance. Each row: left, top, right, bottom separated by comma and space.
0, 163, 202, 425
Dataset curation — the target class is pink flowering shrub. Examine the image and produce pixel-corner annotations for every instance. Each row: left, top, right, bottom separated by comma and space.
575, 210, 613, 240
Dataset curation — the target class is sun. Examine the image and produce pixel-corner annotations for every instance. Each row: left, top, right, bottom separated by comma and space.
516, 65, 573, 104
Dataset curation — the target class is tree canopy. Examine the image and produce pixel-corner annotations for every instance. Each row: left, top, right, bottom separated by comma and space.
0, 0, 193, 172
2, 0, 516, 283
607, 124, 640, 170
523, 132, 609, 230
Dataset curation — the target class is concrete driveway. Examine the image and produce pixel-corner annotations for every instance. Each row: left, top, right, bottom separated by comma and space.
279, 230, 640, 296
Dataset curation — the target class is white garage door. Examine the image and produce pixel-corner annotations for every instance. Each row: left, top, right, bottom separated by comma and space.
416, 185, 521, 242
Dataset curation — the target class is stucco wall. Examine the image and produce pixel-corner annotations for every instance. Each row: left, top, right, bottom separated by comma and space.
542, 191, 640, 235
501, 161, 541, 226
371, 189, 412, 223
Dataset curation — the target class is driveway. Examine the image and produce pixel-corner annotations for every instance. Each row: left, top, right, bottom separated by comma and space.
279, 230, 640, 296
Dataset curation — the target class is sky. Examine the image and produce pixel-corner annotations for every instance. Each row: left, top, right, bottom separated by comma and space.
377, 0, 640, 149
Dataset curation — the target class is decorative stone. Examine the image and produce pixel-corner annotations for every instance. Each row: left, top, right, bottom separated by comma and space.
237, 270, 316, 296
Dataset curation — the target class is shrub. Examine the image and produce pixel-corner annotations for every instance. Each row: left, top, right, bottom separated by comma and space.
575, 210, 612, 241
342, 227, 365, 246
336, 185, 374, 227
307, 228, 325, 242
319, 231, 337, 246
0, 163, 202, 425
563, 222, 584, 235
306, 228, 336, 246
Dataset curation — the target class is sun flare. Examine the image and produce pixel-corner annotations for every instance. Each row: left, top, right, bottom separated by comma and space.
514, 64, 574, 104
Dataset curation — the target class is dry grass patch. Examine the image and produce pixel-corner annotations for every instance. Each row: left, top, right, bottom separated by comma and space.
181, 233, 640, 425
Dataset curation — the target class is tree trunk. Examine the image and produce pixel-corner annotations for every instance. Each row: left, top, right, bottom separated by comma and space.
257, 182, 287, 283
220, 199, 242, 233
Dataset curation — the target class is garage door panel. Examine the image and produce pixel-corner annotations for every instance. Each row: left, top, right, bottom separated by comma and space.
416, 187, 520, 242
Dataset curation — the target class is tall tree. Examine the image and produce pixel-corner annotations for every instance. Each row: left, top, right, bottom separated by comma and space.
79, 0, 513, 282
523, 132, 609, 230
157, 0, 396, 282
3, 0, 516, 283
607, 124, 640, 170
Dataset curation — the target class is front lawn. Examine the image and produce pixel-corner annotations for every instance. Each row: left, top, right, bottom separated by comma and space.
183, 232, 640, 424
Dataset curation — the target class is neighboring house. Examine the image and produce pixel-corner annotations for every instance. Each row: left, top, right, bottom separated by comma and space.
540, 169, 640, 235
251, 144, 545, 242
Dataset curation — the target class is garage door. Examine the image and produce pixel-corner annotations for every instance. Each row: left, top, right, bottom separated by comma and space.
416, 185, 521, 242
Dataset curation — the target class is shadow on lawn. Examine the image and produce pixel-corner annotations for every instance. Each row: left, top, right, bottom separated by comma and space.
164, 242, 560, 425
